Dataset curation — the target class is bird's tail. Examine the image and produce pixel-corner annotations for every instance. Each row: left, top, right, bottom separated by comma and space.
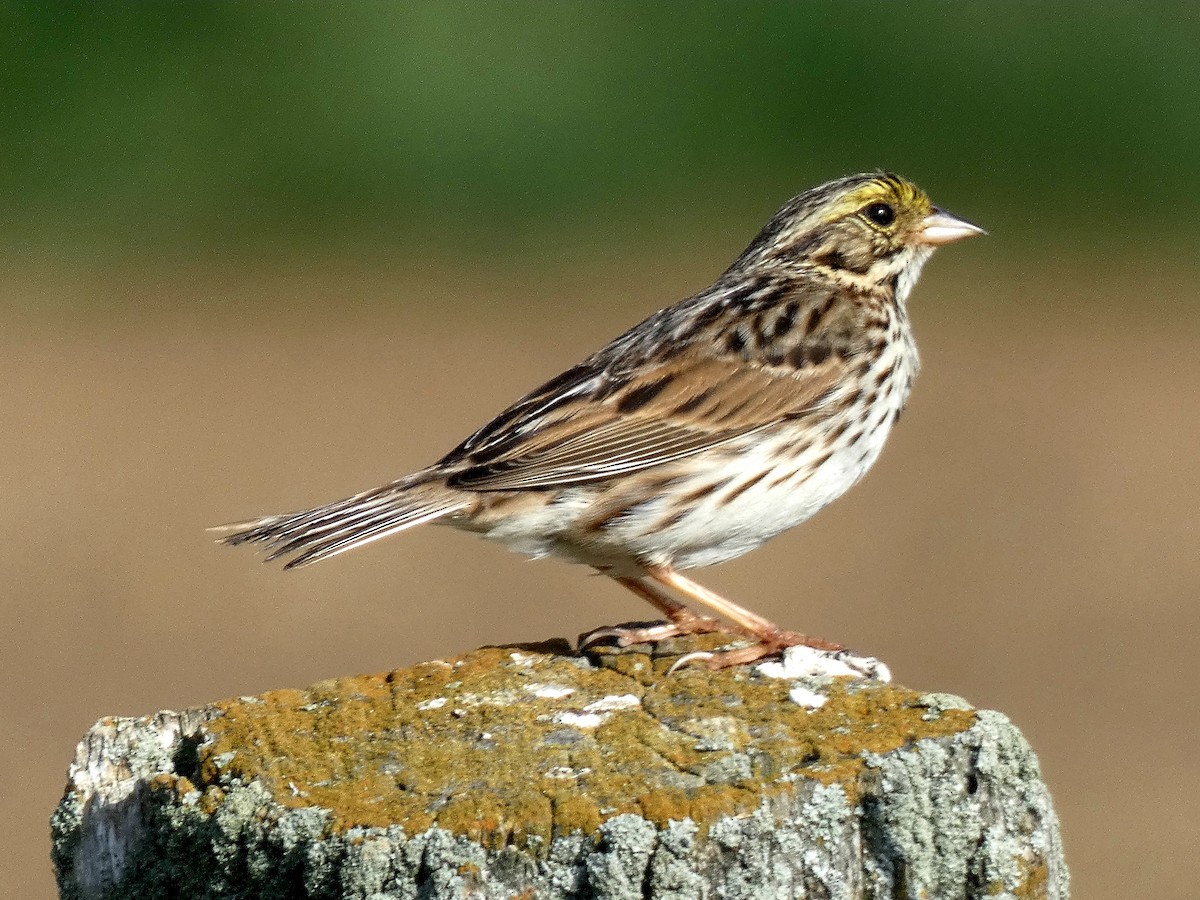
214, 474, 469, 569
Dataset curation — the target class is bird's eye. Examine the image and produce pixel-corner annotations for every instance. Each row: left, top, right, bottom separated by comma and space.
864, 202, 895, 227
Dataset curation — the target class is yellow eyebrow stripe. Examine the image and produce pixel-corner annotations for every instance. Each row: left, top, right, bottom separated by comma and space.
822, 177, 931, 221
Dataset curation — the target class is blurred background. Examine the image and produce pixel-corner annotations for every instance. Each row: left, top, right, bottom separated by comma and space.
2, 4, 1197, 897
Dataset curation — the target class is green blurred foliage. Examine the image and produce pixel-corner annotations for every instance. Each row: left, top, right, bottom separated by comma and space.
0, 2, 1197, 262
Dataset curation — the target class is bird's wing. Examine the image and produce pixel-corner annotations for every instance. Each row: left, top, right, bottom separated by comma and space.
443, 354, 847, 491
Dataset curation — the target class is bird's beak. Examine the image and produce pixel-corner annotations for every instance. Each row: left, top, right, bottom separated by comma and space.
918, 208, 987, 246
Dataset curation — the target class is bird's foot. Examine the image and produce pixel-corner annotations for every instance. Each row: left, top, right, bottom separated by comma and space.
668, 629, 889, 680
667, 627, 841, 671
578, 611, 736, 650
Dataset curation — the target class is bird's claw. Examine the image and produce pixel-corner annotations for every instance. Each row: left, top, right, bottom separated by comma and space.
578, 615, 734, 651
579, 620, 685, 650
666, 650, 717, 673
666, 635, 890, 680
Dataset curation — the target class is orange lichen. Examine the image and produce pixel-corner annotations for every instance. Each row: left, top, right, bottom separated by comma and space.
186, 637, 974, 852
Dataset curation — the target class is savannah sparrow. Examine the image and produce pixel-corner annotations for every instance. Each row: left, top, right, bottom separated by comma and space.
219, 172, 983, 669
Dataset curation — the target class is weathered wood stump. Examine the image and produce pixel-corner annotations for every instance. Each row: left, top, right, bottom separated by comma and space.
52, 635, 1068, 899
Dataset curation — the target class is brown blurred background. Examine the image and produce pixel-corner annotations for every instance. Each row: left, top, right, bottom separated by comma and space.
2, 5, 1198, 898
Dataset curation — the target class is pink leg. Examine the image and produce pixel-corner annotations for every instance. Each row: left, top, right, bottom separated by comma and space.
644, 565, 844, 669
579, 573, 741, 649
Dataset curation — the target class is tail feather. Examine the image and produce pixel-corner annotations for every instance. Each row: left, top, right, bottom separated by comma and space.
215, 477, 468, 568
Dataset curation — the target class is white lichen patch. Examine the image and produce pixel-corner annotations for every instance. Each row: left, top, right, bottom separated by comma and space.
543, 766, 592, 780
453, 689, 522, 709
524, 683, 575, 700
210, 751, 237, 770
546, 694, 642, 730
416, 697, 448, 711
757, 646, 893, 682
788, 686, 828, 709
553, 711, 606, 729
582, 694, 641, 713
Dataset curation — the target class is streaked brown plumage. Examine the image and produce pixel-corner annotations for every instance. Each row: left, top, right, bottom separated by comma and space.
218, 172, 983, 669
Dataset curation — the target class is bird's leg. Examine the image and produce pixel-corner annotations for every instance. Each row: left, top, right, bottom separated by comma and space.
643, 565, 845, 669
578, 573, 741, 649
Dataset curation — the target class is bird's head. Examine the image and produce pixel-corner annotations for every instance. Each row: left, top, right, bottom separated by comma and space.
731, 172, 985, 298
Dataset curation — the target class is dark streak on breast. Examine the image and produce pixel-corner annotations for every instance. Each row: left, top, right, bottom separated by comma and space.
719, 469, 770, 506
826, 420, 852, 442
678, 476, 735, 505
873, 362, 897, 387
583, 500, 638, 534
654, 507, 691, 531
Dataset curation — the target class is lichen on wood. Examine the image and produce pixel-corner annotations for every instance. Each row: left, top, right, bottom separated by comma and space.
52, 635, 1069, 899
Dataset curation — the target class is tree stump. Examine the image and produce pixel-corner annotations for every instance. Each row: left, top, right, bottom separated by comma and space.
51, 635, 1068, 899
